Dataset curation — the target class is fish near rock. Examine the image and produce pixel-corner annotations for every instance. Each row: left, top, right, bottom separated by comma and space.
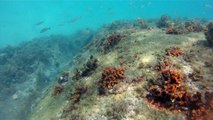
40, 27, 51, 33
35, 21, 44, 26
69, 16, 81, 23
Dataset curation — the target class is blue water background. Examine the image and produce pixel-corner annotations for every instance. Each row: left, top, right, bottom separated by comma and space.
0, 0, 213, 48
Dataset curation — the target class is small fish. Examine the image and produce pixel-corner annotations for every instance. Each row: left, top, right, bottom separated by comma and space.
35, 21, 44, 26
107, 7, 112, 11
58, 23, 64, 26
40, 27, 50, 33
69, 16, 81, 23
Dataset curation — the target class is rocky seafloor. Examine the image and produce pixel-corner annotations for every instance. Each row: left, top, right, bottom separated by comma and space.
3, 16, 213, 120
0, 29, 94, 120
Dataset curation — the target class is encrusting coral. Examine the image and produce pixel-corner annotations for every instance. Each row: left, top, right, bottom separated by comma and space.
72, 69, 81, 80
98, 66, 126, 95
135, 18, 148, 29
165, 47, 183, 57
166, 20, 204, 35
146, 59, 213, 120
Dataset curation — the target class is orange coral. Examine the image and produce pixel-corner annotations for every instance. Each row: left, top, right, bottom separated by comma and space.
98, 66, 125, 94
146, 60, 213, 120
166, 47, 183, 57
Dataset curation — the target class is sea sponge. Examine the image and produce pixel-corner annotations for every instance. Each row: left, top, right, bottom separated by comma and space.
98, 66, 125, 95
205, 21, 213, 46
165, 47, 183, 57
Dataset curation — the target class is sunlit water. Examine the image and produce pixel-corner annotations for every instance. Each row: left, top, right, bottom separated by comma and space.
0, 0, 213, 47
0, 0, 213, 120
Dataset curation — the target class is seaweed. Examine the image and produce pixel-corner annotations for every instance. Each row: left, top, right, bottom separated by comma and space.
72, 56, 98, 80
135, 18, 149, 29
205, 21, 213, 46
71, 86, 88, 103
72, 69, 82, 80
157, 15, 172, 28
102, 33, 124, 52
52, 84, 64, 96
81, 55, 98, 77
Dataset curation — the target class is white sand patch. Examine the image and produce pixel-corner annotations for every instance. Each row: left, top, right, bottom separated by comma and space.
138, 54, 157, 67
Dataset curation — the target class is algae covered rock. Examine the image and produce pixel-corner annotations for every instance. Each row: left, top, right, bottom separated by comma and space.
157, 15, 172, 28
205, 21, 213, 46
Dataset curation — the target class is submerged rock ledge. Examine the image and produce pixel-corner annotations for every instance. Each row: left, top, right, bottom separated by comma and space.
29, 19, 213, 120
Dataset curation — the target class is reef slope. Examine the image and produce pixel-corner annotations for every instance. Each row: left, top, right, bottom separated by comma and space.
30, 22, 213, 120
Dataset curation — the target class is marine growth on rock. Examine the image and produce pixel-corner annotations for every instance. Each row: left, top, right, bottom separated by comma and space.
98, 66, 126, 95
146, 59, 213, 120
205, 21, 213, 46
165, 47, 184, 57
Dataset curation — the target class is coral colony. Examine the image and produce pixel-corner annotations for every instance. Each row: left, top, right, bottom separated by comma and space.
43, 16, 213, 120
165, 47, 184, 57
98, 66, 126, 95
146, 48, 213, 120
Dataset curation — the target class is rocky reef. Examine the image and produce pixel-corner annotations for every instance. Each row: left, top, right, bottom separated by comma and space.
98, 66, 126, 95
0, 29, 94, 120
157, 15, 172, 28
147, 57, 213, 120
8, 16, 211, 120
205, 21, 213, 46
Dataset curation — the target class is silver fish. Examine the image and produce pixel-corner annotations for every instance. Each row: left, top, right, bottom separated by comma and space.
40, 27, 50, 33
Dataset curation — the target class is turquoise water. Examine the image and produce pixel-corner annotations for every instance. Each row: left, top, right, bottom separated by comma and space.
0, 0, 213, 48
0, 0, 213, 120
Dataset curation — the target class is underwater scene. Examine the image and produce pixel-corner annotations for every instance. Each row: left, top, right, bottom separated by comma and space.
0, 0, 213, 120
